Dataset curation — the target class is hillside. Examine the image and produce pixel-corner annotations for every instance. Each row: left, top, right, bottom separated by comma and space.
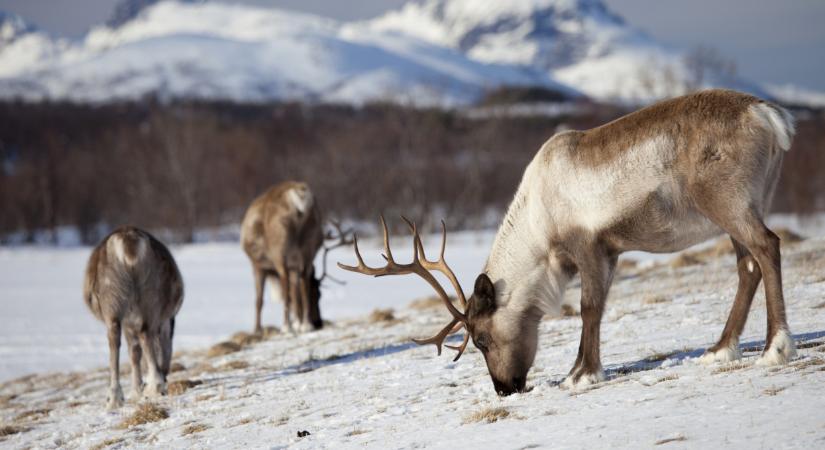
1, 230, 824, 448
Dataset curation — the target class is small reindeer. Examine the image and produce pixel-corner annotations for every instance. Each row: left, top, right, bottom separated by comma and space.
241, 182, 351, 334
341, 90, 797, 395
84, 226, 183, 410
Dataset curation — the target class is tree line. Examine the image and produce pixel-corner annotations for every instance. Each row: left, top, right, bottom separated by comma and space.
1, 98, 823, 244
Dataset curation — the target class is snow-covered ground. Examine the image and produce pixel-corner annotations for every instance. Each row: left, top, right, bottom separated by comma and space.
1, 218, 825, 448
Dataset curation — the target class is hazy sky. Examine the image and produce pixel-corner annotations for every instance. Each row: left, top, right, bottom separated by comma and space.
1, 0, 823, 91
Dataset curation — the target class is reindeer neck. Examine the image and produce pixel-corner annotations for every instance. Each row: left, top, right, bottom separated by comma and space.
483, 174, 571, 317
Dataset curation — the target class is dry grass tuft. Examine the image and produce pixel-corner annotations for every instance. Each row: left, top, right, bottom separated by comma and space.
117, 403, 169, 429
369, 309, 396, 323
90, 437, 124, 450
221, 360, 250, 371
774, 228, 804, 244
561, 304, 579, 317
763, 386, 786, 396
655, 435, 687, 445
0, 425, 29, 437
712, 361, 750, 374
262, 326, 281, 338
463, 407, 510, 424
347, 429, 369, 436
207, 341, 242, 358
658, 374, 679, 383
167, 379, 203, 396
617, 258, 638, 272
231, 332, 264, 347
0, 394, 17, 407
181, 423, 210, 436
13, 408, 50, 422
670, 253, 702, 269
169, 362, 186, 373
644, 295, 670, 305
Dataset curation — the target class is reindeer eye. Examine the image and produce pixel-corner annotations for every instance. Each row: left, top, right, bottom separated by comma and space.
475, 334, 490, 351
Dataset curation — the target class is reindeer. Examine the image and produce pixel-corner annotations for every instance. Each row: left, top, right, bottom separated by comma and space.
340, 89, 797, 395
241, 181, 352, 334
84, 226, 183, 410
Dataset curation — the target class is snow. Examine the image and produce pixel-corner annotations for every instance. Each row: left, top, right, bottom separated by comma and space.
765, 83, 825, 108
2, 221, 825, 448
0, 1, 567, 106
362, 0, 772, 103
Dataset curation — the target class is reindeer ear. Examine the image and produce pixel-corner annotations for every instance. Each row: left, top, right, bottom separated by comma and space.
470, 273, 496, 316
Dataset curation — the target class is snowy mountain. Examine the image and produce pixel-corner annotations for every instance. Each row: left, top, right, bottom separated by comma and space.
360, 0, 768, 102
0, 1, 570, 105
0, 0, 795, 105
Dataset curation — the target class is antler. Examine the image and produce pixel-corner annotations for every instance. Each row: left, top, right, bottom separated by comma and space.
337, 215, 470, 361
319, 220, 354, 285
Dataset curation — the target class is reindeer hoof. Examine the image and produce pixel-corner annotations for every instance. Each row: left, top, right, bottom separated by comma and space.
107, 386, 125, 410
756, 329, 797, 366
699, 341, 741, 365
560, 369, 605, 390
131, 383, 145, 400
298, 322, 314, 333
143, 381, 167, 398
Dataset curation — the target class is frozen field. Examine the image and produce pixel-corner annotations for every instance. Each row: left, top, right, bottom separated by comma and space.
1, 220, 825, 448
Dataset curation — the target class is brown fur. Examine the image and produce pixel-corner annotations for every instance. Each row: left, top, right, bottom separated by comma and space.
84, 226, 183, 409
240, 181, 324, 333
465, 90, 796, 394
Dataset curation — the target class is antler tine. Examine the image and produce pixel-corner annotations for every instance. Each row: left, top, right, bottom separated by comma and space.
408, 219, 468, 308
379, 214, 395, 264
411, 318, 460, 356
445, 332, 470, 362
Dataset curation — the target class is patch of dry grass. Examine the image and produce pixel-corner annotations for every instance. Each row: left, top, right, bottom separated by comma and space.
230, 332, 264, 347
369, 309, 396, 323
221, 360, 250, 371
181, 423, 210, 436
169, 362, 186, 373
644, 295, 670, 305
89, 437, 124, 450
561, 304, 579, 317
670, 253, 702, 269
13, 408, 50, 422
763, 385, 786, 396
167, 379, 203, 396
117, 403, 169, 429
774, 228, 804, 244
655, 435, 687, 445
462, 407, 510, 424
207, 341, 242, 358
0, 425, 29, 437
712, 361, 751, 374
617, 258, 638, 272
346, 429, 369, 436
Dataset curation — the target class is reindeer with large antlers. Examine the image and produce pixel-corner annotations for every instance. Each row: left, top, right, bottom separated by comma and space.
341, 90, 798, 396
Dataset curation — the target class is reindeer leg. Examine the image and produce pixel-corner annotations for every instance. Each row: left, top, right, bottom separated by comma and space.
139, 325, 167, 397
125, 327, 144, 400
289, 271, 304, 333
700, 239, 760, 364
106, 320, 124, 410
253, 268, 265, 334
698, 201, 796, 366
561, 248, 616, 390
298, 271, 313, 333
280, 270, 294, 334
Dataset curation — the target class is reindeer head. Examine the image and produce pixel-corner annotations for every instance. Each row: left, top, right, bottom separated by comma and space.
338, 216, 532, 396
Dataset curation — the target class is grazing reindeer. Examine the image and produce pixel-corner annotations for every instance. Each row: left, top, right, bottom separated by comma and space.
341, 90, 797, 395
241, 181, 328, 334
84, 226, 183, 409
